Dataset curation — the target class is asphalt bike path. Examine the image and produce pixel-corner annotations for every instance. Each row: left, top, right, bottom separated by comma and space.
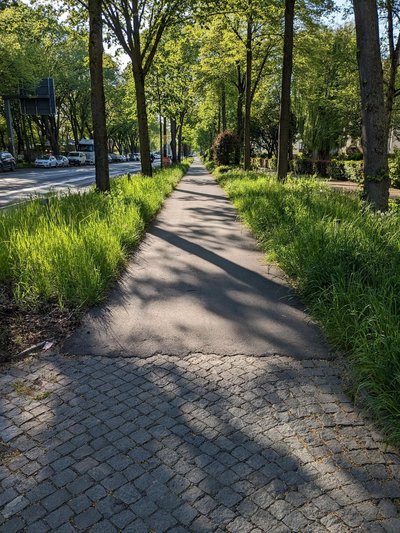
1, 160, 399, 532
63, 159, 329, 359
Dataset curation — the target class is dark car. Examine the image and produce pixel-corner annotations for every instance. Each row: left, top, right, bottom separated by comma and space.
0, 151, 16, 172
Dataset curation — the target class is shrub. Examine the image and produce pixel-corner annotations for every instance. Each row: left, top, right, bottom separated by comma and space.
327, 160, 347, 180
291, 155, 314, 175
342, 160, 364, 182
212, 130, 240, 166
204, 160, 216, 172
268, 156, 277, 171
389, 149, 400, 188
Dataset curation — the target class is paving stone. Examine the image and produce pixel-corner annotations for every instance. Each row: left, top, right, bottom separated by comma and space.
130, 497, 158, 518
173, 503, 198, 526
110, 509, 135, 529
227, 516, 254, 533
1, 516, 26, 533
90, 520, 118, 533
73, 507, 102, 529
2, 494, 29, 518
0, 352, 399, 532
20, 503, 47, 524
190, 515, 215, 532
42, 488, 71, 512
68, 494, 92, 514
148, 509, 177, 532
44, 504, 74, 528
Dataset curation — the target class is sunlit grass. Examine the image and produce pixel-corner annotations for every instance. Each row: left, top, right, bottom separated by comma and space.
0, 162, 190, 309
217, 170, 400, 444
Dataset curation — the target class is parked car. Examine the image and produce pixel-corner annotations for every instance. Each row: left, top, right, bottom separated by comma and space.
0, 151, 16, 171
67, 152, 86, 166
56, 155, 69, 167
108, 154, 113, 163
109, 153, 125, 162
34, 155, 57, 168
130, 153, 140, 161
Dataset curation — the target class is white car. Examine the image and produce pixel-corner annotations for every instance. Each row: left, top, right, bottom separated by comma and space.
35, 155, 57, 168
67, 152, 86, 166
56, 155, 69, 167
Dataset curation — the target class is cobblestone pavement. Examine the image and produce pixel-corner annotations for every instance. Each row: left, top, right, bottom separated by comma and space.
1, 353, 399, 532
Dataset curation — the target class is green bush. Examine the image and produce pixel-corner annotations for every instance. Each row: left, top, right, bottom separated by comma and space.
216, 169, 400, 445
268, 156, 277, 171
204, 160, 216, 172
212, 130, 240, 166
389, 149, 400, 188
342, 160, 364, 182
291, 156, 314, 175
0, 162, 190, 309
327, 160, 347, 180
213, 165, 235, 177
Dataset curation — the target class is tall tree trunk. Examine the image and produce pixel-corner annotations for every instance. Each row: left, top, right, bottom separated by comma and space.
277, 0, 295, 181
353, 0, 390, 210
132, 65, 152, 176
163, 116, 167, 157
235, 64, 245, 165
221, 83, 227, 131
244, 20, 253, 170
170, 118, 177, 163
88, 0, 110, 192
178, 124, 183, 162
132, 8, 152, 177
159, 113, 163, 168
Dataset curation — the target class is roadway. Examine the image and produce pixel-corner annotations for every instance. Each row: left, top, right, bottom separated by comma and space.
0, 161, 151, 208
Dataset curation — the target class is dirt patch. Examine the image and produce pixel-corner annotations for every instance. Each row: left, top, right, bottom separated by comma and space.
0, 286, 80, 363
0, 440, 21, 464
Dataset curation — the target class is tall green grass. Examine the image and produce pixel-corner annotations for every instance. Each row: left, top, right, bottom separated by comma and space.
0, 162, 190, 309
217, 170, 400, 444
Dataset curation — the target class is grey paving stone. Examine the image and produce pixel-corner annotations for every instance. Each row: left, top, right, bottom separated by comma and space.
3, 516, 28, 533
101, 472, 127, 491
173, 503, 198, 526
2, 494, 29, 518
66, 474, 94, 496
1, 348, 400, 533
69, 494, 92, 514
52, 468, 78, 488
0, 488, 18, 507
216, 487, 243, 507
20, 503, 47, 524
73, 507, 102, 529
44, 504, 74, 528
130, 497, 158, 518
42, 488, 71, 512
228, 516, 254, 533
148, 509, 178, 533
110, 509, 135, 529
90, 520, 118, 533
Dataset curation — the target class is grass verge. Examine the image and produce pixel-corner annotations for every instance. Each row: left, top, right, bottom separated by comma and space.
216, 169, 400, 445
0, 162, 190, 357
